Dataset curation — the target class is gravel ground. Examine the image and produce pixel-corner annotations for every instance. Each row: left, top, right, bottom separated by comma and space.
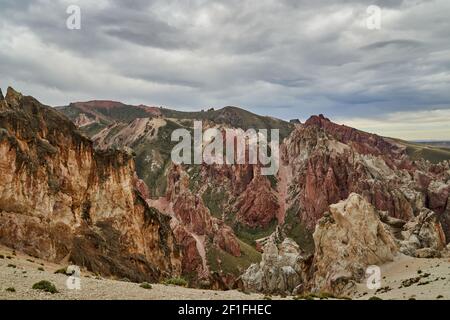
3, 246, 449, 300
0, 246, 269, 300
352, 254, 450, 300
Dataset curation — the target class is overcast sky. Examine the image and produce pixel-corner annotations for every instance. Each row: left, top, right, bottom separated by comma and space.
1, 0, 449, 140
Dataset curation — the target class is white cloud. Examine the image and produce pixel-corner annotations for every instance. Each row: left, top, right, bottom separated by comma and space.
339, 109, 450, 140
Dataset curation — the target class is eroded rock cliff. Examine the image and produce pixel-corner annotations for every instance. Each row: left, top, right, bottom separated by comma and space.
0, 88, 181, 282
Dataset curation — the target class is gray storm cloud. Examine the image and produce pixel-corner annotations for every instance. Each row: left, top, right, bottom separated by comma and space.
0, 0, 449, 139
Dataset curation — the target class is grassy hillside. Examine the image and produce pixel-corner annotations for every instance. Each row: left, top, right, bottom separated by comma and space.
417, 141, 450, 148
58, 103, 152, 123
160, 106, 293, 139
407, 144, 450, 163
388, 138, 450, 164
206, 239, 261, 277
133, 119, 186, 197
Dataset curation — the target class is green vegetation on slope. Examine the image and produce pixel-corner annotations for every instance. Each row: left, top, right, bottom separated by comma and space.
388, 138, 450, 164
283, 204, 315, 254
134, 119, 185, 197
202, 186, 227, 219
59, 103, 153, 124
186, 165, 202, 193
206, 239, 261, 276
161, 106, 293, 140
233, 220, 277, 247
80, 122, 107, 137
93, 105, 151, 123
406, 144, 450, 164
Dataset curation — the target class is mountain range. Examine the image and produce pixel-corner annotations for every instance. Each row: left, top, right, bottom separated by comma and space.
1, 87, 449, 297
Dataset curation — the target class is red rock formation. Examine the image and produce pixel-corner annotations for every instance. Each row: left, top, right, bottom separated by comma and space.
173, 192, 214, 235
305, 114, 406, 161
283, 122, 431, 230
172, 225, 203, 274
164, 164, 243, 283
236, 174, 279, 228
134, 174, 151, 199
213, 222, 241, 257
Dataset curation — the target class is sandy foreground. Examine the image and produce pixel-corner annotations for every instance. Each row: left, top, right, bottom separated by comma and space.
1, 245, 449, 300
0, 245, 269, 300
351, 254, 450, 300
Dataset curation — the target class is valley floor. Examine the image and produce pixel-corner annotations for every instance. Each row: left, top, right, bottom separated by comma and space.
1, 246, 449, 300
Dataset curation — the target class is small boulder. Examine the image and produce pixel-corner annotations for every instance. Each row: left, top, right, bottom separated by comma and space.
400, 208, 446, 256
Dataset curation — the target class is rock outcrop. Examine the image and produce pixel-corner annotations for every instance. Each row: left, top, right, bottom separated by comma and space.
241, 228, 308, 295
311, 193, 398, 294
235, 174, 279, 229
304, 114, 406, 161
0, 88, 181, 282
399, 208, 446, 258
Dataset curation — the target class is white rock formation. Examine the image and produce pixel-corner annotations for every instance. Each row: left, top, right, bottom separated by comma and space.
241, 231, 307, 295
311, 193, 398, 294
400, 208, 446, 258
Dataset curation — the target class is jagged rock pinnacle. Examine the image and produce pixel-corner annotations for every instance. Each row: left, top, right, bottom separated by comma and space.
5, 86, 23, 107
0, 88, 4, 101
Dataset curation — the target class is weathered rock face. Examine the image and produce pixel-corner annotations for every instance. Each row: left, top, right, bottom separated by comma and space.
197, 163, 279, 229
399, 208, 446, 258
172, 225, 203, 275
164, 165, 242, 282
241, 229, 308, 295
304, 114, 406, 162
173, 191, 214, 236
311, 193, 398, 294
427, 181, 449, 214
0, 88, 181, 282
213, 222, 241, 257
74, 113, 96, 128
235, 174, 279, 229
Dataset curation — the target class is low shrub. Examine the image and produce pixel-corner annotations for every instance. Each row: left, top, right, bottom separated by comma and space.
163, 277, 188, 287
140, 282, 153, 290
32, 281, 59, 294
54, 267, 68, 275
